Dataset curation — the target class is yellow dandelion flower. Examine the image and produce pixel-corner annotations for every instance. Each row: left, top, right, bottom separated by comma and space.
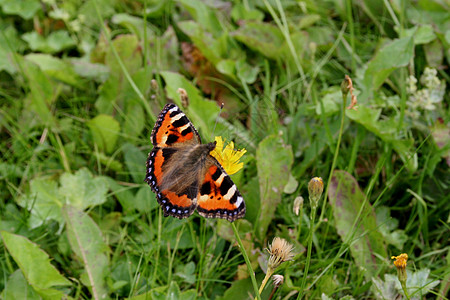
391, 253, 408, 284
391, 253, 408, 269
210, 136, 246, 175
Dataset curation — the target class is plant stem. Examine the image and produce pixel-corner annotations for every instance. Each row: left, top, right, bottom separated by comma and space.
231, 222, 261, 300
401, 280, 411, 300
297, 207, 317, 299
259, 268, 274, 294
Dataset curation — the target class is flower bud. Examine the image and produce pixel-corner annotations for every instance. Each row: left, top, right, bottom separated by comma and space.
177, 88, 189, 108
391, 253, 408, 283
293, 196, 304, 216
308, 177, 323, 210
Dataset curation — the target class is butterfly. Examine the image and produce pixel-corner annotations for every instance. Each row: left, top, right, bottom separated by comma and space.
145, 103, 246, 222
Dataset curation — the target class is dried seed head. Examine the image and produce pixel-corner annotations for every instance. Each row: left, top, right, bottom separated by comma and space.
267, 237, 294, 270
272, 274, 284, 287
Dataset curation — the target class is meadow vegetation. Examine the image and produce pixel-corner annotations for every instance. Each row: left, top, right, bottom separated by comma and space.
0, 0, 449, 299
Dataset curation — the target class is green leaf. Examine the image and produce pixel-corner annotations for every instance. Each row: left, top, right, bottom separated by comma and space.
1, 231, 70, 294
403, 25, 436, 45
16, 178, 63, 228
135, 186, 158, 213
232, 21, 284, 60
25, 54, 83, 88
0, 0, 41, 19
346, 106, 417, 171
22, 31, 75, 53
178, 0, 222, 36
364, 37, 414, 90
1, 270, 40, 300
376, 206, 408, 250
328, 170, 387, 280
123, 143, 147, 183
256, 134, 293, 239
59, 168, 108, 209
63, 205, 109, 300
88, 114, 121, 154
23, 59, 56, 126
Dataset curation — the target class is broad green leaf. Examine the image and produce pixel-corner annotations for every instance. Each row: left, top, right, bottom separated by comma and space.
16, 178, 63, 228
17, 169, 108, 228
403, 25, 436, 45
123, 143, 147, 183
22, 31, 75, 53
232, 21, 284, 60
160, 71, 219, 140
346, 106, 417, 171
71, 59, 110, 82
0, 0, 41, 19
1, 232, 71, 294
88, 114, 121, 154
1, 270, 40, 300
328, 170, 387, 280
63, 205, 109, 300
376, 206, 408, 250
375, 269, 439, 299
112, 13, 155, 40
23, 60, 56, 126
105, 177, 136, 212
231, 3, 264, 22
364, 37, 414, 90
178, 0, 222, 36
134, 186, 158, 213
256, 134, 293, 239
25, 54, 83, 88
0, 26, 25, 74
59, 168, 108, 209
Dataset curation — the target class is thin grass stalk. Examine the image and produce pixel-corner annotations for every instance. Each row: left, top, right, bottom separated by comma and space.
297, 207, 317, 299
231, 222, 261, 300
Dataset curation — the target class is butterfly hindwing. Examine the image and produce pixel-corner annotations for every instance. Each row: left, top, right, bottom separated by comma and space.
151, 103, 201, 147
145, 147, 197, 219
196, 157, 245, 222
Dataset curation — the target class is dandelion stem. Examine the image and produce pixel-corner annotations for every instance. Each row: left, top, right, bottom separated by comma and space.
400, 280, 411, 300
259, 269, 274, 294
297, 207, 317, 299
231, 222, 261, 300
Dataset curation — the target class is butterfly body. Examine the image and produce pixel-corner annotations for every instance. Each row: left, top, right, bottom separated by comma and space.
145, 104, 245, 222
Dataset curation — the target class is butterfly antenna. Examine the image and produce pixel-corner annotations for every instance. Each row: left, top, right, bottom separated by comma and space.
212, 103, 224, 139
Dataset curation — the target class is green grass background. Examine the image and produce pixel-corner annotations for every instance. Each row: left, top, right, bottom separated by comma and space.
0, 0, 449, 299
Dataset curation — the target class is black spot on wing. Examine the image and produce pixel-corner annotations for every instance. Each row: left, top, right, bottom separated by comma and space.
229, 191, 238, 204
166, 134, 179, 144
211, 167, 222, 181
170, 110, 181, 118
201, 182, 211, 195
219, 176, 233, 196
172, 116, 189, 128
181, 126, 192, 136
